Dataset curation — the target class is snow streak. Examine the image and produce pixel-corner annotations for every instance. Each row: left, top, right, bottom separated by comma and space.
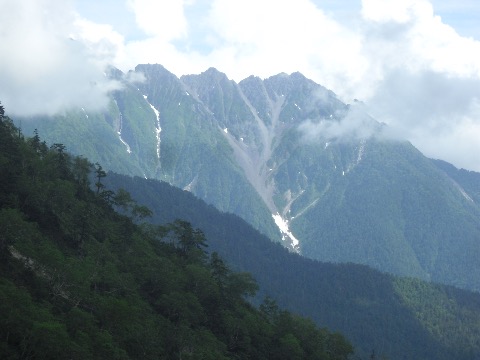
356, 139, 366, 164
81, 107, 88, 119
117, 112, 132, 154
272, 213, 300, 252
143, 95, 161, 160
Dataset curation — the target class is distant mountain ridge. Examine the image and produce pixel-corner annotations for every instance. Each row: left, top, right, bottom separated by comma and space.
18, 64, 480, 292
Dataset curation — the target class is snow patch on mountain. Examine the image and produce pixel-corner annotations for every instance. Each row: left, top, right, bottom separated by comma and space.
143, 95, 162, 160
183, 175, 199, 192
357, 139, 366, 164
111, 100, 132, 154
118, 131, 131, 154
346, 139, 366, 174
114, 107, 131, 154
449, 179, 474, 202
272, 213, 300, 252
118, 134, 131, 154
458, 187, 474, 202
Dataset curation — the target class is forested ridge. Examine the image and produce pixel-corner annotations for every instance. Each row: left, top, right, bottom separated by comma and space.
0, 103, 353, 359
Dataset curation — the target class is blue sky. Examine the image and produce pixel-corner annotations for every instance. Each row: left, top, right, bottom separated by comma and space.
1, 0, 480, 171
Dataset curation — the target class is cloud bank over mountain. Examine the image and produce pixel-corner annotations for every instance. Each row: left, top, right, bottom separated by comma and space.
0, 0, 122, 117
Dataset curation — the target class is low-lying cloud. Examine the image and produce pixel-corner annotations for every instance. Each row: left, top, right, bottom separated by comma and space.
299, 102, 392, 144
0, 0, 122, 117
367, 70, 480, 135
357, 0, 480, 170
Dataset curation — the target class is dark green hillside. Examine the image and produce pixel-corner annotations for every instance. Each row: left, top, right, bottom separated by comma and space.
105, 172, 480, 360
0, 106, 353, 359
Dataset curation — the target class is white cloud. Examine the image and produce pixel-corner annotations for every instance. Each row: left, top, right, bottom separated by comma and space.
0, 0, 122, 117
114, 0, 367, 92
127, 0, 189, 40
124, 70, 146, 84
410, 116, 480, 171
299, 102, 385, 143
357, 0, 480, 170
361, 0, 480, 78
204, 0, 366, 88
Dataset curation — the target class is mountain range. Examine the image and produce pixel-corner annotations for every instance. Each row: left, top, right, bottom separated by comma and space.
18, 64, 480, 292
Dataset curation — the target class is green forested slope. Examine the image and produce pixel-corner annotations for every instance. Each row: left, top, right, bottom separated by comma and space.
0, 105, 353, 359
105, 172, 480, 360
293, 139, 480, 291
